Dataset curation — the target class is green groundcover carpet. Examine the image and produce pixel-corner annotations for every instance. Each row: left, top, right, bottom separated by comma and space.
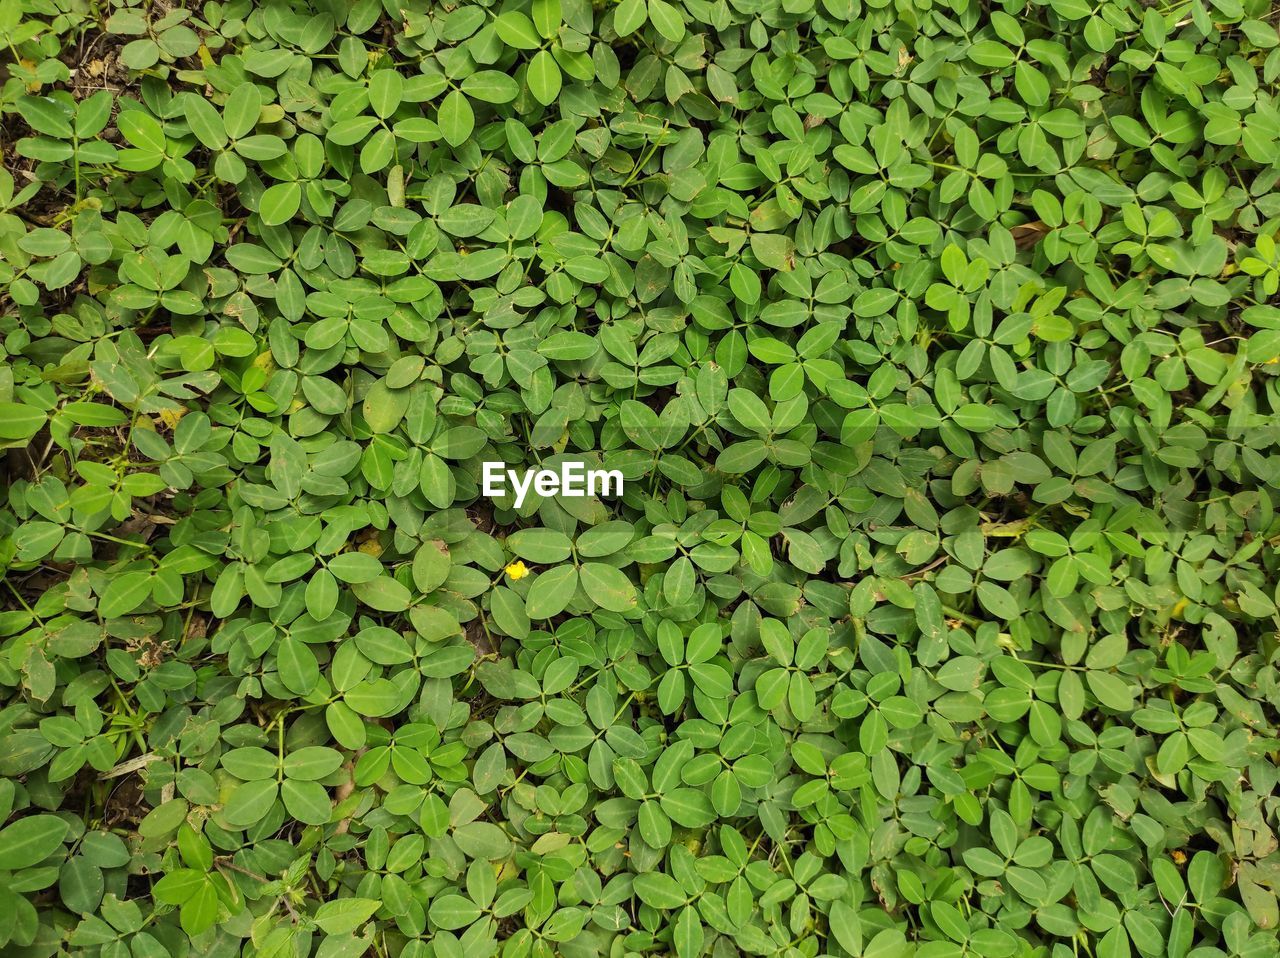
2, 0, 1280, 956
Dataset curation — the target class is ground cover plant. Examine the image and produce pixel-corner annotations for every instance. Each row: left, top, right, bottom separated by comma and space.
2, 0, 1280, 955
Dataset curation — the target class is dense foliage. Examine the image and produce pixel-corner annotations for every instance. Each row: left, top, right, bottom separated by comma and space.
3, 0, 1280, 956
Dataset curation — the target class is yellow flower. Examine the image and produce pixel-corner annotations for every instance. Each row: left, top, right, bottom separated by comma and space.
505, 561, 529, 580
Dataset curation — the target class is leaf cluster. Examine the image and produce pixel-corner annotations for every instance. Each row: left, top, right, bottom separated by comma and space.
1, 0, 1280, 957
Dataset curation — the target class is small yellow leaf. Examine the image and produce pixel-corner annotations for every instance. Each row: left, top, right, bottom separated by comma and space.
156, 407, 186, 429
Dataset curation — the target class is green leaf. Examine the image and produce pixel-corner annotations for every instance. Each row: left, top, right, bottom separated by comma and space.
97, 571, 153, 618
258, 181, 301, 226
1087, 670, 1134, 711
531, 0, 561, 38
526, 565, 578, 618
17, 96, 72, 138
489, 586, 530, 639
314, 898, 381, 935
179, 882, 218, 936
614, 0, 647, 35
0, 816, 67, 869
352, 576, 412, 612
750, 233, 793, 271
674, 906, 703, 958
276, 637, 319, 694
647, 0, 685, 42
369, 70, 403, 119
117, 111, 165, 153
328, 552, 384, 584
579, 563, 636, 612
438, 90, 475, 148
0, 403, 47, 440
429, 894, 482, 930
633, 872, 685, 909
527, 50, 562, 106
462, 71, 521, 104
223, 780, 279, 827
495, 11, 541, 49
507, 529, 573, 563
183, 94, 227, 149
280, 778, 332, 824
